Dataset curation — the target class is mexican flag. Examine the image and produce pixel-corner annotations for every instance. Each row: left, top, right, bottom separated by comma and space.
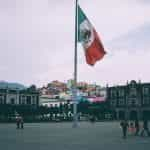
78, 6, 106, 66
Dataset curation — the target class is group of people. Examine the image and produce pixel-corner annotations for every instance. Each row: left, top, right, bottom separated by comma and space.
120, 119, 150, 139
16, 116, 24, 129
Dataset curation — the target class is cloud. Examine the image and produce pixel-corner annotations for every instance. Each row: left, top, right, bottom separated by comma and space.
0, 0, 150, 87
108, 23, 150, 52
137, 0, 150, 4
78, 50, 150, 86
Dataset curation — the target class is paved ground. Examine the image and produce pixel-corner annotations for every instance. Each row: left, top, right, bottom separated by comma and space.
0, 122, 150, 150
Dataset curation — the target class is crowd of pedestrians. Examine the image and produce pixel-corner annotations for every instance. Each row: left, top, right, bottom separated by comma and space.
120, 119, 150, 139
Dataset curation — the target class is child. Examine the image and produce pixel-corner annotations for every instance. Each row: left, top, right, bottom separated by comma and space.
129, 122, 135, 135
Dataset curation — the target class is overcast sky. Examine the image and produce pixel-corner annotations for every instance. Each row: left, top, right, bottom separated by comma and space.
0, 0, 150, 87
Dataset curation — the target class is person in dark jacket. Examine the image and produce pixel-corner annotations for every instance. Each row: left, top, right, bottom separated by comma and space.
134, 119, 140, 136
89, 115, 95, 123
20, 117, 24, 129
120, 120, 129, 139
140, 119, 150, 137
16, 117, 20, 129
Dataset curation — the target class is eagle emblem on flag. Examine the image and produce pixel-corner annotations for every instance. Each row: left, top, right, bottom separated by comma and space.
80, 28, 91, 44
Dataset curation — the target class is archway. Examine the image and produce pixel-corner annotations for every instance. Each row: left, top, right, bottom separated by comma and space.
119, 111, 125, 120
143, 111, 150, 120
130, 111, 137, 120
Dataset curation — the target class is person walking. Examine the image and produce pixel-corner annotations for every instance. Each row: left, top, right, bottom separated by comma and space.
20, 117, 24, 129
120, 120, 129, 139
129, 121, 135, 135
89, 115, 95, 124
134, 119, 140, 136
140, 119, 150, 137
16, 116, 20, 129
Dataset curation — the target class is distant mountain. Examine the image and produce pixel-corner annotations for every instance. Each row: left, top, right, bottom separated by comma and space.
0, 81, 26, 90
108, 23, 150, 51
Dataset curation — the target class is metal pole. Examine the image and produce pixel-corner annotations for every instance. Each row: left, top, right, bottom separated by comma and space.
72, 0, 78, 128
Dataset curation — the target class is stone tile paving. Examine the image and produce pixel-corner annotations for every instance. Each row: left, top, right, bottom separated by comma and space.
0, 122, 150, 150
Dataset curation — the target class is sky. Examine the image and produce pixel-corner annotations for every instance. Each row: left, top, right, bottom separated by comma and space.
0, 0, 150, 87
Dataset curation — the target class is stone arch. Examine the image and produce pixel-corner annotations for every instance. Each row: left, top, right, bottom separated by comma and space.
129, 110, 137, 120
130, 80, 137, 86
142, 110, 150, 120
119, 111, 125, 120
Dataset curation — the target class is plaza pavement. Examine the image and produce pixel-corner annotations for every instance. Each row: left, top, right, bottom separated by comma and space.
0, 122, 150, 150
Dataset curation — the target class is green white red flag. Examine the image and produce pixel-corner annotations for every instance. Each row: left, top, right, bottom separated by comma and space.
78, 5, 106, 66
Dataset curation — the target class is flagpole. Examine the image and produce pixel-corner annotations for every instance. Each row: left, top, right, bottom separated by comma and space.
72, 0, 78, 128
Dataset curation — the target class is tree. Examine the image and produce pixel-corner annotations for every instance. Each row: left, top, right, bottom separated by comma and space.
28, 84, 37, 91
78, 100, 90, 115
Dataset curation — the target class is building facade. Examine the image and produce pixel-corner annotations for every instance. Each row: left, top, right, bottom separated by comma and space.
107, 80, 150, 120
0, 88, 39, 106
39, 95, 73, 107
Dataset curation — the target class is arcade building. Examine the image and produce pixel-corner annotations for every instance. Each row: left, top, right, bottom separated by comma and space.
107, 80, 150, 120
0, 88, 39, 106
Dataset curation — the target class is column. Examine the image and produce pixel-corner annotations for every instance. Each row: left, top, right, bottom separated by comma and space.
6, 89, 9, 104
16, 90, 20, 105
116, 110, 119, 120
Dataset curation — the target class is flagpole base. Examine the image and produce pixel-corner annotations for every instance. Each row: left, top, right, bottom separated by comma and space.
72, 113, 78, 128
72, 120, 78, 128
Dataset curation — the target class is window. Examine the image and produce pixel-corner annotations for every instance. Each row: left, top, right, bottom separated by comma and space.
118, 89, 124, 97
130, 88, 137, 97
143, 97, 150, 105
21, 96, 26, 104
26, 96, 31, 104
127, 99, 131, 105
110, 89, 117, 97
11, 98, 15, 105
128, 98, 138, 106
0, 95, 4, 104
143, 87, 149, 96
110, 100, 116, 106
118, 99, 125, 106
32, 96, 37, 105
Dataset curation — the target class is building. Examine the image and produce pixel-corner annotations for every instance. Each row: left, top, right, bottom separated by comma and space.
0, 88, 39, 106
39, 81, 68, 96
39, 95, 72, 107
39, 95, 73, 119
107, 80, 150, 120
